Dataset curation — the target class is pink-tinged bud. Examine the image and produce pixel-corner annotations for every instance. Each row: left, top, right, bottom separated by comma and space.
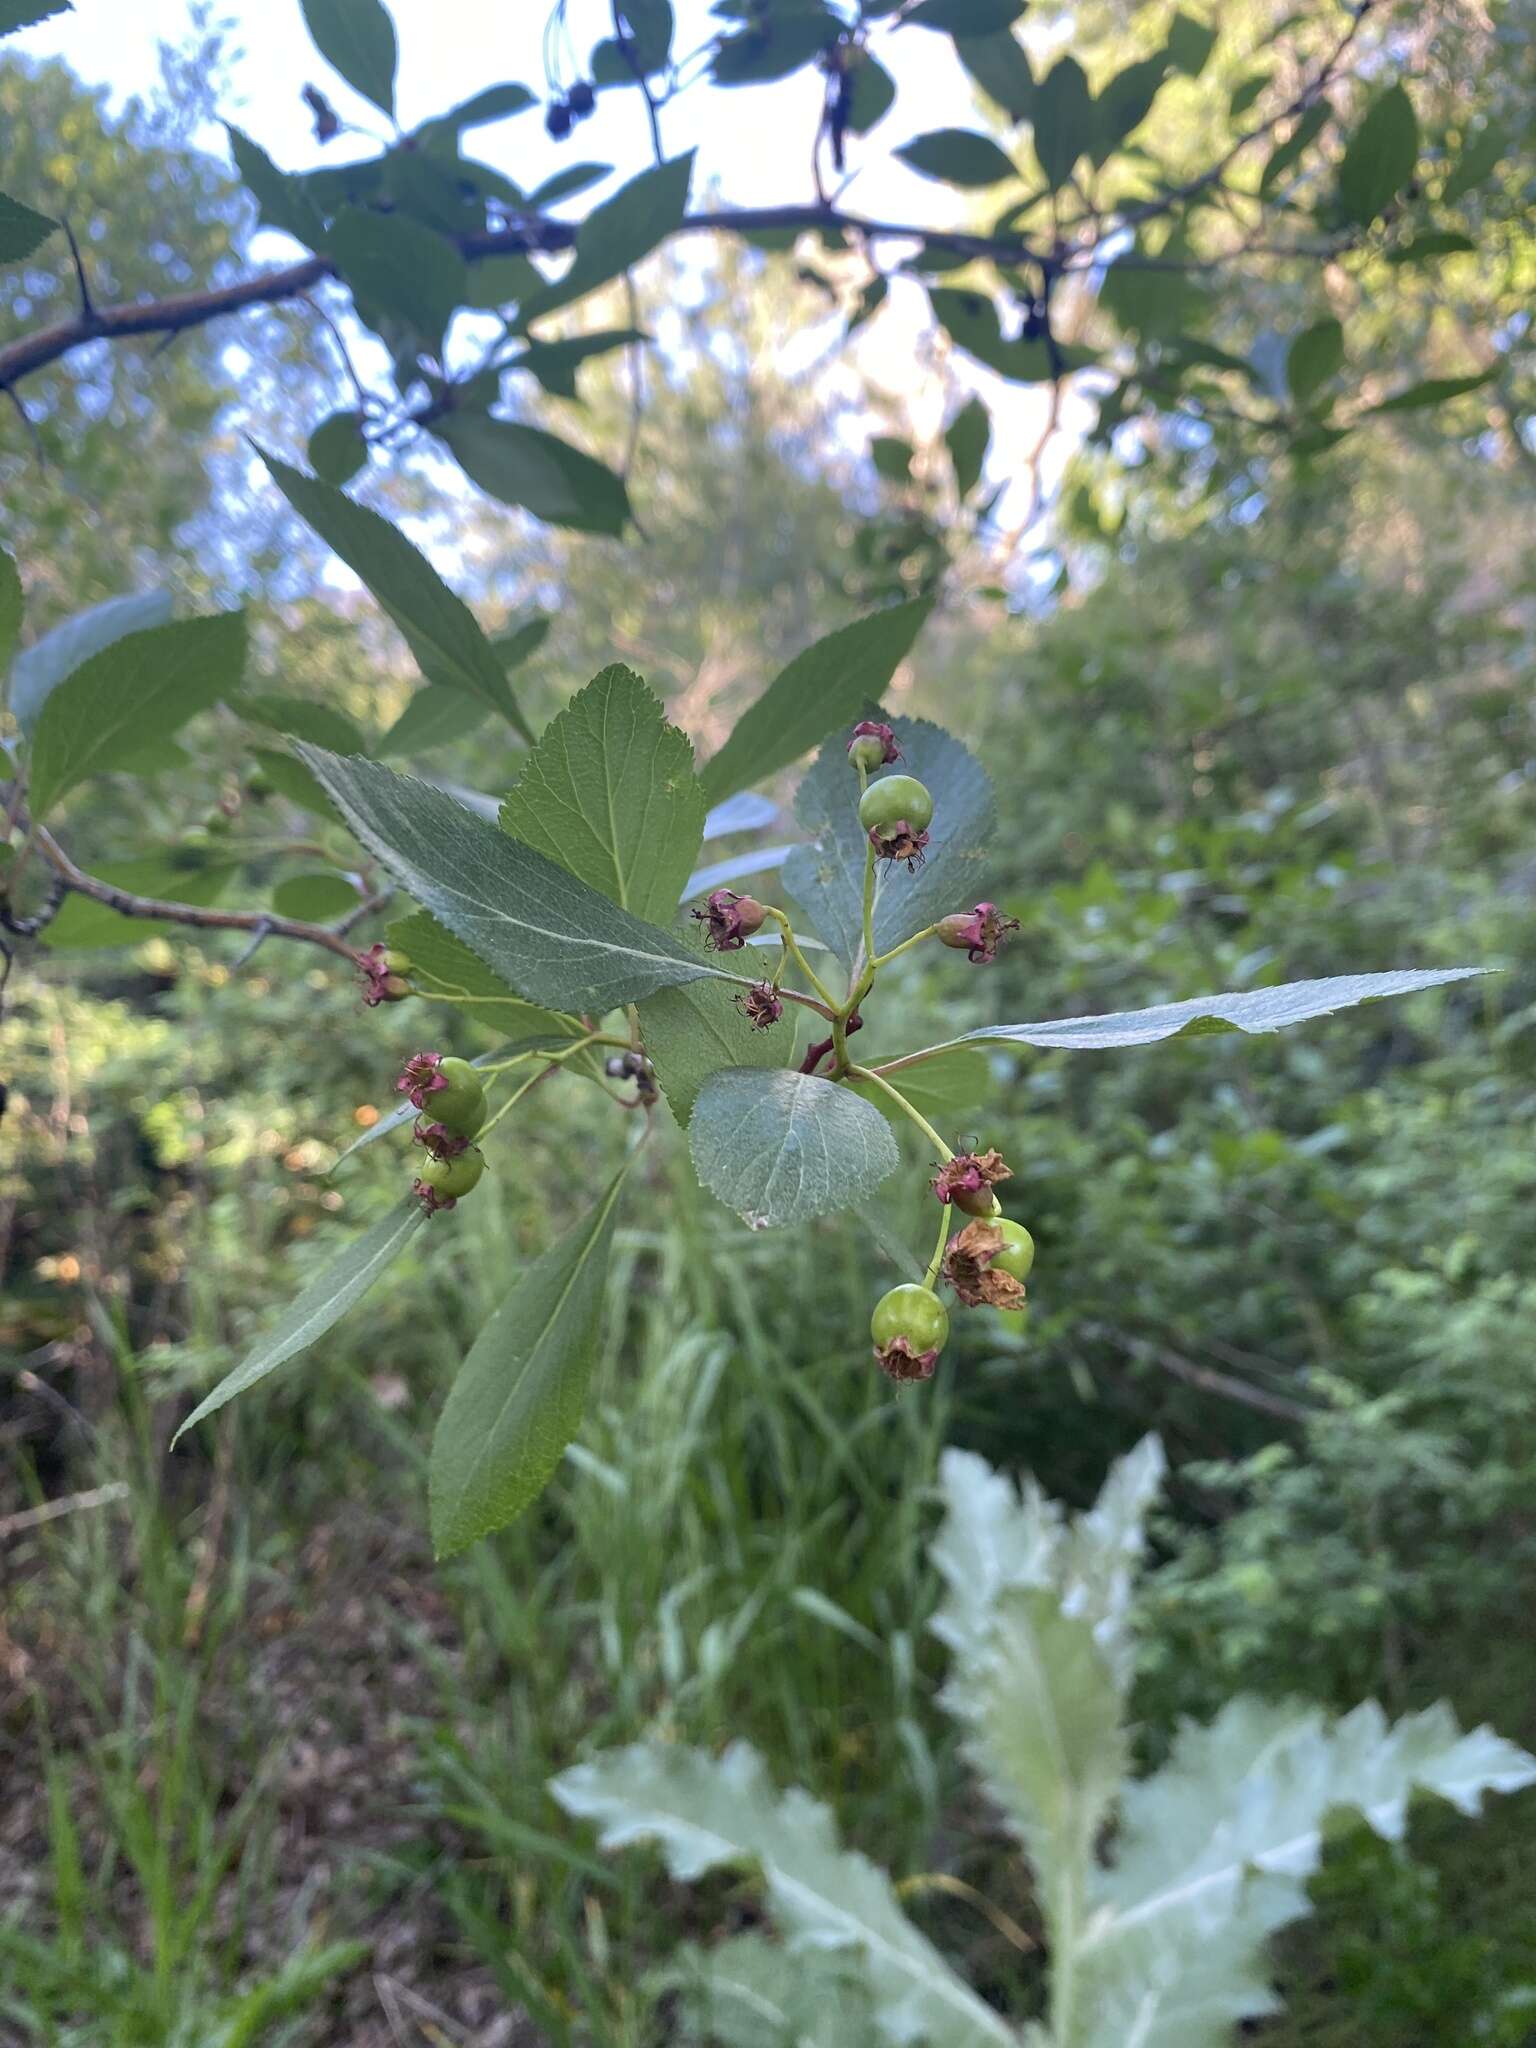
847, 719, 901, 770
359, 943, 413, 1006
735, 982, 785, 1029
932, 1148, 1012, 1214
398, 1051, 448, 1109
935, 902, 1020, 965
692, 888, 768, 952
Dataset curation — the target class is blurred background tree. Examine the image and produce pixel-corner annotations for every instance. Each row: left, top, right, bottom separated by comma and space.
1, 1, 1534, 2043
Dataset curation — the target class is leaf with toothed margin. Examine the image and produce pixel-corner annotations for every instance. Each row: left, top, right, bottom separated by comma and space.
173, 1199, 424, 1441
784, 714, 993, 972
699, 601, 931, 808
499, 664, 706, 924
690, 1069, 898, 1229
293, 744, 731, 1014
910, 968, 1494, 1054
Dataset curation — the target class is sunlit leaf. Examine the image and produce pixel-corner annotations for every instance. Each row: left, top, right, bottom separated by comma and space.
437, 414, 631, 537
1337, 80, 1419, 225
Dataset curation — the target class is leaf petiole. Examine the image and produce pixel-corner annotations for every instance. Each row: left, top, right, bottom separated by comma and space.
844, 1063, 952, 1164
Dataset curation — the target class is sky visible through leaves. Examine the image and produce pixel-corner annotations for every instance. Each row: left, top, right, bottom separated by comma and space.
8, 0, 1081, 530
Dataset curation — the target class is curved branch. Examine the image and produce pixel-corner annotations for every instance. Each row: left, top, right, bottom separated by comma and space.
31, 824, 387, 965
0, 206, 1049, 399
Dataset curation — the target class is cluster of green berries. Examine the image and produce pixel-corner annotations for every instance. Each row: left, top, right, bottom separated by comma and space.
870, 1184, 1035, 1383
397, 1053, 488, 1214
546, 79, 595, 138
845, 722, 1031, 1379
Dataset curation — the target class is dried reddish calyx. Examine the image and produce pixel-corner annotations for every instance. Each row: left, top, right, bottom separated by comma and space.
944, 1218, 1033, 1310
414, 1120, 471, 1161
398, 1052, 448, 1108
693, 888, 767, 952
847, 719, 901, 770
736, 981, 784, 1028
858, 774, 934, 873
870, 1284, 949, 1383
936, 902, 1020, 965
395, 1053, 485, 1135
358, 944, 412, 1006
932, 1148, 1012, 1216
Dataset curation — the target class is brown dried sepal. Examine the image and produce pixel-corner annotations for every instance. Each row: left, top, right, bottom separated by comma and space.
874, 1336, 942, 1383
944, 1219, 1029, 1310
932, 1148, 1012, 1215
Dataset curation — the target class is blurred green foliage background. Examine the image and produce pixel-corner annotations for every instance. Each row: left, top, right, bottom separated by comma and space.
2, 10, 1535, 2043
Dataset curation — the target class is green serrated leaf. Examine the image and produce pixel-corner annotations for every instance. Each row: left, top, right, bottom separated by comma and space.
552, 1741, 1013, 2047
896, 128, 1018, 188
302, 0, 397, 116
527, 162, 613, 209
690, 1070, 898, 1229
437, 414, 631, 537
499, 665, 706, 924
638, 926, 792, 1126
27, 611, 247, 817
1031, 54, 1091, 189
327, 205, 466, 351
235, 692, 368, 755
1337, 80, 1419, 226
699, 599, 931, 807
944, 395, 990, 498
785, 714, 993, 972
258, 447, 530, 737
249, 747, 333, 815
173, 1199, 425, 1442
307, 409, 368, 485
918, 968, 1491, 1054
429, 1162, 632, 1555
386, 909, 578, 1039
0, 189, 56, 263
929, 284, 1095, 379
1094, 54, 1167, 158
521, 151, 694, 324
294, 744, 728, 1013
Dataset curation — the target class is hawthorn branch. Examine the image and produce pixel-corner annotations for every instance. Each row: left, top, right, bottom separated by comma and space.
29, 823, 388, 965
0, 207, 1054, 397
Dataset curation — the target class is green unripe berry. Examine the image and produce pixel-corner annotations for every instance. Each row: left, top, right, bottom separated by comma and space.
859, 774, 933, 835
202, 809, 233, 836
989, 1218, 1035, 1283
871, 1283, 949, 1357
433, 1056, 486, 1136
416, 1147, 486, 1200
